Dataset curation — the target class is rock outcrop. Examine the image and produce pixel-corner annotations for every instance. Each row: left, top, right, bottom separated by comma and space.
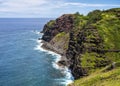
41, 14, 74, 56
42, 14, 74, 42
41, 8, 120, 80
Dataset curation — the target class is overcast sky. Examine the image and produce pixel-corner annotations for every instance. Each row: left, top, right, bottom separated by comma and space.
0, 0, 120, 18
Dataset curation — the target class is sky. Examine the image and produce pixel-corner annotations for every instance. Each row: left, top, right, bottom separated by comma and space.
0, 0, 120, 18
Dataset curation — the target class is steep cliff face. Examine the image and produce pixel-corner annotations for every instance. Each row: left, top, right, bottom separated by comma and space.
41, 14, 74, 55
41, 8, 120, 80
66, 26, 109, 79
42, 14, 74, 42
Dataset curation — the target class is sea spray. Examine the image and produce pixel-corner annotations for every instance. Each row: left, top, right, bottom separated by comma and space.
34, 38, 74, 86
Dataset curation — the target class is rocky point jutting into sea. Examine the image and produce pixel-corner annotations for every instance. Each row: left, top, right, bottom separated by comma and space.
40, 8, 120, 85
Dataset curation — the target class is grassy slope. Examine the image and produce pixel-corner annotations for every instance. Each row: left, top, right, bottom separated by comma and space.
74, 8, 120, 86
75, 66, 120, 86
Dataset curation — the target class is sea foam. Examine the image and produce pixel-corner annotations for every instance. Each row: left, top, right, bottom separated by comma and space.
34, 38, 74, 86
31, 30, 41, 35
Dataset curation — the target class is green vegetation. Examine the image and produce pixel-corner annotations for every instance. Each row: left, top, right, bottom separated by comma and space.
74, 12, 87, 27
105, 52, 120, 62
74, 66, 120, 86
73, 12, 88, 34
47, 20, 55, 27
72, 8, 120, 86
87, 10, 102, 24
55, 32, 66, 41
95, 13, 120, 49
51, 32, 69, 51
81, 52, 105, 69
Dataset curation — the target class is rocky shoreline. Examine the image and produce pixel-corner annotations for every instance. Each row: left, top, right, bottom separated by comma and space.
41, 40, 69, 67
40, 40, 74, 86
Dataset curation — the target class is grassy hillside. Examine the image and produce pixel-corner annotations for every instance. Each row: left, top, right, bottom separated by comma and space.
41, 8, 120, 86
73, 8, 120, 86
75, 64, 120, 86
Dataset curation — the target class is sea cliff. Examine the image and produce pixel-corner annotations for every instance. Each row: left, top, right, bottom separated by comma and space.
41, 8, 120, 86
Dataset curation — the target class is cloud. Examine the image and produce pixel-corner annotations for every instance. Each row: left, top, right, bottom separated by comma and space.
2, 0, 49, 9
57, 2, 120, 8
62, 2, 119, 9
0, 0, 48, 11
0, 0, 120, 17
0, 0, 5, 5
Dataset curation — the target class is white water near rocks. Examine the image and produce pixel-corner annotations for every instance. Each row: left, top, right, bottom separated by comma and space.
34, 32, 74, 86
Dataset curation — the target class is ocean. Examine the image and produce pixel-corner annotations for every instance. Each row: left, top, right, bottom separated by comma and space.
0, 18, 73, 86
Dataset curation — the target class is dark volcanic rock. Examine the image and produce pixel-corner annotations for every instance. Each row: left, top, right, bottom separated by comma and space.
38, 38, 41, 40
58, 60, 68, 66
41, 14, 74, 42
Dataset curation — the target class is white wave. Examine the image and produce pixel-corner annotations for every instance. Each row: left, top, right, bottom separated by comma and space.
58, 67, 74, 86
52, 62, 60, 70
31, 30, 42, 35
34, 39, 74, 85
35, 40, 61, 57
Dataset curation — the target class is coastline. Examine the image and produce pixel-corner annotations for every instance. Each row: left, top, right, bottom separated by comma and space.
35, 39, 74, 86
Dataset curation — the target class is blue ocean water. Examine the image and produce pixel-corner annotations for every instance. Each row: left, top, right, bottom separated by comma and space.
0, 18, 73, 86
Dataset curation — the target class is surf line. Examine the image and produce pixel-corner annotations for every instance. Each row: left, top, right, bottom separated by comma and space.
34, 38, 74, 86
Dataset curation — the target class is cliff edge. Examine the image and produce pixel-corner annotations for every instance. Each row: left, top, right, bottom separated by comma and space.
41, 8, 120, 85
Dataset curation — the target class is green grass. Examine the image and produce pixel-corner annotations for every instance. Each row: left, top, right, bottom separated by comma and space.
73, 8, 120, 86
56, 32, 66, 38
47, 20, 55, 28
81, 53, 98, 68
74, 66, 120, 86
105, 52, 120, 62
95, 12, 120, 49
